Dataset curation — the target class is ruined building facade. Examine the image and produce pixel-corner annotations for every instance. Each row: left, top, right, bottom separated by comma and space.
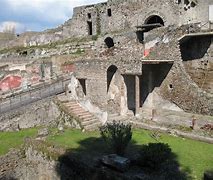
0, 0, 213, 127
61, 0, 213, 124
63, 0, 212, 37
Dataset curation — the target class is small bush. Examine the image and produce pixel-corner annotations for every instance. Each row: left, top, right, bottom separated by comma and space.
99, 121, 132, 156
138, 143, 174, 171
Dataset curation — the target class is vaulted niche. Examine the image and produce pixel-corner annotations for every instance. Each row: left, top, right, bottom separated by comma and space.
180, 36, 211, 61
145, 15, 164, 26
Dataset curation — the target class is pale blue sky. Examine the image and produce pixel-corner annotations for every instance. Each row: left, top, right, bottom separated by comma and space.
0, 0, 105, 33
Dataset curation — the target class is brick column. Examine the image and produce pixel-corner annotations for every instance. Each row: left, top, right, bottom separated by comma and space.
135, 75, 140, 115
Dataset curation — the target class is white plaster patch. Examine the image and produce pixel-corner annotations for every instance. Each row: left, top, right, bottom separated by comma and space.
80, 99, 107, 124
68, 73, 78, 100
209, 5, 213, 22
145, 38, 160, 49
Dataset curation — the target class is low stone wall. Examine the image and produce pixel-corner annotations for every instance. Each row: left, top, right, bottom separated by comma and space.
0, 98, 60, 131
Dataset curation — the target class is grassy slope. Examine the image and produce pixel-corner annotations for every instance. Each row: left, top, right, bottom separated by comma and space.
0, 128, 37, 155
48, 129, 213, 180
0, 128, 212, 179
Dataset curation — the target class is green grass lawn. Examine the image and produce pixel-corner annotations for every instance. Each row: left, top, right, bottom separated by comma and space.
133, 130, 213, 180
0, 128, 37, 155
0, 128, 212, 179
48, 129, 213, 180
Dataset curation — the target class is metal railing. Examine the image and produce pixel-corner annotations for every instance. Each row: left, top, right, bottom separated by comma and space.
0, 76, 70, 114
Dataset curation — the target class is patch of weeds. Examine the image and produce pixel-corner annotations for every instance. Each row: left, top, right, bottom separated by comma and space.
62, 61, 74, 66
25, 138, 63, 161
149, 130, 161, 142
72, 48, 85, 55
175, 125, 193, 132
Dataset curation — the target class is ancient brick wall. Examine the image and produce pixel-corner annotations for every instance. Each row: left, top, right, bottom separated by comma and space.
0, 0, 211, 52
63, 0, 211, 38
141, 31, 212, 115
0, 98, 60, 131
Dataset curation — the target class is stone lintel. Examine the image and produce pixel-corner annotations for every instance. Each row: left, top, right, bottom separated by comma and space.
141, 60, 174, 64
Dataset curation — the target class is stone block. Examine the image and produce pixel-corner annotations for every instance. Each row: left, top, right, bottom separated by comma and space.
101, 154, 130, 172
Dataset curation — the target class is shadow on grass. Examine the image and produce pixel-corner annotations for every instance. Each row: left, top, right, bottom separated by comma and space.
55, 136, 192, 180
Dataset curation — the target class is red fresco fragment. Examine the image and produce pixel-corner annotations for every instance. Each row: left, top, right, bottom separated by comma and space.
62, 64, 75, 73
31, 76, 40, 83
144, 49, 151, 57
0, 75, 22, 91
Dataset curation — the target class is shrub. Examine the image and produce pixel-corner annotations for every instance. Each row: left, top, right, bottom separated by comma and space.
138, 143, 174, 171
99, 121, 132, 156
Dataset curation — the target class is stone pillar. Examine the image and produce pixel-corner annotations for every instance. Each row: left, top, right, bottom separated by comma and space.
135, 75, 140, 115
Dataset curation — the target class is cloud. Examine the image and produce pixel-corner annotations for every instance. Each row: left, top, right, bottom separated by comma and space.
0, 0, 105, 33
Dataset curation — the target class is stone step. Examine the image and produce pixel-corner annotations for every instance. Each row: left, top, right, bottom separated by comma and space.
61, 100, 102, 131
68, 104, 82, 108
74, 111, 92, 116
63, 101, 76, 105
108, 114, 128, 122
77, 113, 94, 119
66, 104, 82, 108
68, 108, 86, 113
81, 116, 95, 121
65, 101, 78, 104
84, 122, 102, 131
108, 113, 120, 119
66, 104, 84, 109
81, 119, 99, 126
71, 109, 90, 114
69, 106, 86, 111
75, 114, 93, 119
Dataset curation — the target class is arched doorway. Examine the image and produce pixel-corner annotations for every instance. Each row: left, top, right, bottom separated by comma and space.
107, 65, 118, 92
145, 15, 164, 26
107, 65, 128, 115
136, 15, 164, 37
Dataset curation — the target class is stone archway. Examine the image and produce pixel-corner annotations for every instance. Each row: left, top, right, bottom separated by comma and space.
145, 15, 164, 26
107, 65, 128, 115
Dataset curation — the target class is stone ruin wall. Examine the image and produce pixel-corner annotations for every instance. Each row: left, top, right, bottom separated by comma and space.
145, 33, 211, 116
0, 0, 212, 50
0, 0, 212, 118
0, 98, 60, 131
64, 0, 211, 38
71, 22, 213, 116
64, 0, 178, 37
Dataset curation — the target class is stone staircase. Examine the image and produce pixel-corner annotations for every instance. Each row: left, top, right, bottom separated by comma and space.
61, 100, 102, 131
